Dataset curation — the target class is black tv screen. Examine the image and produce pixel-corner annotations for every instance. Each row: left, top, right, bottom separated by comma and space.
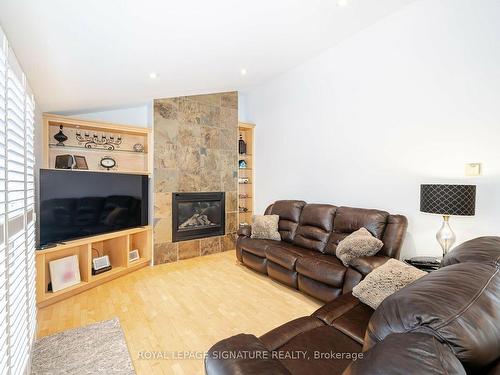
39, 169, 149, 247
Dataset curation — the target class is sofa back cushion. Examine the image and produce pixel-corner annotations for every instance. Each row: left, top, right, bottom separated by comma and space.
293, 204, 337, 252
364, 261, 500, 373
268, 200, 306, 243
324, 207, 389, 255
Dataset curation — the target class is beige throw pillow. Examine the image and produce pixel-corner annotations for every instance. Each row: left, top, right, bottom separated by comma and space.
251, 215, 281, 241
352, 258, 426, 309
336, 227, 384, 267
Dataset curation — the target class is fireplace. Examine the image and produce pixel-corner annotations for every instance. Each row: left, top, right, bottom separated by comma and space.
172, 192, 225, 242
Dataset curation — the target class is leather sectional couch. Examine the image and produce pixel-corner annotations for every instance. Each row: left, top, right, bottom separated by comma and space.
206, 236, 500, 374
236, 200, 408, 301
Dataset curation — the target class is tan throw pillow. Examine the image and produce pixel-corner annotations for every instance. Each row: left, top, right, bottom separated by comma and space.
251, 215, 281, 241
352, 259, 426, 309
336, 227, 384, 266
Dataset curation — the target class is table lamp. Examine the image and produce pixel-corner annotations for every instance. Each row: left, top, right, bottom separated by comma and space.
420, 184, 476, 257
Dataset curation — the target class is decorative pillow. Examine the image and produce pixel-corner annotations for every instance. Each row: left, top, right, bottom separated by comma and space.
251, 215, 281, 241
352, 259, 426, 309
336, 227, 384, 266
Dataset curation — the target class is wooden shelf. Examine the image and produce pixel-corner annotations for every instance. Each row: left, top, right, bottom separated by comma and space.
49, 144, 147, 155
36, 226, 152, 308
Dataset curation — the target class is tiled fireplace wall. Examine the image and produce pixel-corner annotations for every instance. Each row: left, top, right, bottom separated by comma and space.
153, 92, 238, 264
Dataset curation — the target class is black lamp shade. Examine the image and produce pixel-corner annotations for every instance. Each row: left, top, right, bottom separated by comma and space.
420, 184, 476, 216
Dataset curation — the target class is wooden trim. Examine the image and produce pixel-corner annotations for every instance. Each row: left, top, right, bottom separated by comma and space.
238, 122, 256, 129
43, 113, 150, 135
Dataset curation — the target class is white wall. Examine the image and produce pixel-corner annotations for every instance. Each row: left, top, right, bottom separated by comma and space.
243, 0, 500, 259
59, 103, 152, 127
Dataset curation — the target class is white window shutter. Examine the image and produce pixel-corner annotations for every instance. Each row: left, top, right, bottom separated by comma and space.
0, 26, 37, 375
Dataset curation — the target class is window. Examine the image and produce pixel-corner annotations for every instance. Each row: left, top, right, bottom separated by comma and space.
0, 26, 37, 375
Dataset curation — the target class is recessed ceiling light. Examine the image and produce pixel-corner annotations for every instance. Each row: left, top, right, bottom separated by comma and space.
337, 0, 349, 7
240, 68, 247, 76
149, 72, 158, 79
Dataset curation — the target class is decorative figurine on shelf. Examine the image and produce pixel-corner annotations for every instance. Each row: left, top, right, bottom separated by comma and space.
76, 130, 122, 151
238, 134, 247, 155
239, 206, 249, 213
53, 125, 68, 146
133, 143, 145, 152
239, 193, 249, 198
239, 159, 247, 169
238, 177, 249, 184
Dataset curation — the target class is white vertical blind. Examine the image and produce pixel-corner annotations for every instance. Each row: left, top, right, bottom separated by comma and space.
0, 26, 37, 375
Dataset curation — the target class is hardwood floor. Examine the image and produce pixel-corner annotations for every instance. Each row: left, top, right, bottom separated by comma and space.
37, 250, 322, 375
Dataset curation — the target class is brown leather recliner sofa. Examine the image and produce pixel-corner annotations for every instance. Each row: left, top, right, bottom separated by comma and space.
206, 236, 500, 374
236, 200, 408, 302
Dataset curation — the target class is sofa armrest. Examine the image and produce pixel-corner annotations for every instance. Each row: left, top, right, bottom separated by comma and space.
313, 292, 362, 325
349, 256, 390, 277
205, 334, 291, 375
237, 225, 252, 237
343, 332, 466, 375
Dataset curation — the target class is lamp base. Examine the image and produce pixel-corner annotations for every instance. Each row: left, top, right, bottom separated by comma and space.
437, 215, 456, 258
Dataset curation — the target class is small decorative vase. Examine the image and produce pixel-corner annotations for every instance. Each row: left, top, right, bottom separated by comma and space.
238, 135, 247, 154
239, 160, 247, 169
54, 125, 68, 146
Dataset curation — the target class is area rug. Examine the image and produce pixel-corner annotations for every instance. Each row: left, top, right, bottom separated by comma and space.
32, 318, 135, 375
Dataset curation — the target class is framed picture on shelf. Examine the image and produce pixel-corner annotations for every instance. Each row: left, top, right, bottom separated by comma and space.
129, 249, 140, 262
48, 255, 81, 292
73, 155, 88, 170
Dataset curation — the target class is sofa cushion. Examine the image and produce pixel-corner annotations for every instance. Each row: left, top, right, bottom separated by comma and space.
266, 244, 317, 270
251, 214, 281, 241
269, 200, 306, 242
239, 237, 276, 257
324, 207, 389, 255
335, 228, 384, 267
296, 255, 346, 288
352, 259, 425, 309
293, 204, 337, 252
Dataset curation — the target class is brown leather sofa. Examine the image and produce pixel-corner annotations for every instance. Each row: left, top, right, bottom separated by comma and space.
236, 200, 408, 301
206, 236, 500, 374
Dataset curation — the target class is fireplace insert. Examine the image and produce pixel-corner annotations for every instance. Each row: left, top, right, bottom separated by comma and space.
172, 192, 225, 242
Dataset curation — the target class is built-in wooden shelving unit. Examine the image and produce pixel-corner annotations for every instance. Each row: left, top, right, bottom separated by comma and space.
37, 114, 153, 307
43, 114, 151, 175
238, 122, 255, 227
35, 226, 152, 308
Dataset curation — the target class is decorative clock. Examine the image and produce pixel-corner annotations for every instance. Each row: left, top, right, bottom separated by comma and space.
100, 156, 117, 170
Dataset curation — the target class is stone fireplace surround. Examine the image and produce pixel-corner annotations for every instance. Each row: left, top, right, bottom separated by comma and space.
153, 92, 238, 264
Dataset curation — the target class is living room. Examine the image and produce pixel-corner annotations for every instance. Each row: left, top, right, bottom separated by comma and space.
0, 0, 498, 374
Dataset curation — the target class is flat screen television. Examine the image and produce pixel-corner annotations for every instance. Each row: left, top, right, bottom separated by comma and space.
38, 169, 149, 247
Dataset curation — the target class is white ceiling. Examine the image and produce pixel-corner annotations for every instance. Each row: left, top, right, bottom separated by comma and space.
0, 0, 416, 112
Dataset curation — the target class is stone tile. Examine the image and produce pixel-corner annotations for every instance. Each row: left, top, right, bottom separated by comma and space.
201, 126, 221, 149
154, 242, 178, 265
221, 169, 237, 191
220, 128, 237, 151
220, 92, 238, 109
154, 169, 178, 193
155, 117, 180, 145
153, 218, 172, 243
225, 212, 238, 234
200, 237, 221, 256
200, 148, 220, 171
221, 233, 237, 252
177, 146, 200, 174
178, 240, 200, 260
200, 170, 221, 192
220, 107, 238, 129
178, 171, 201, 192
154, 99, 179, 120
155, 192, 172, 218
199, 104, 221, 127
155, 143, 178, 169
189, 93, 221, 106
225, 191, 237, 213
178, 99, 202, 125
178, 123, 201, 148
